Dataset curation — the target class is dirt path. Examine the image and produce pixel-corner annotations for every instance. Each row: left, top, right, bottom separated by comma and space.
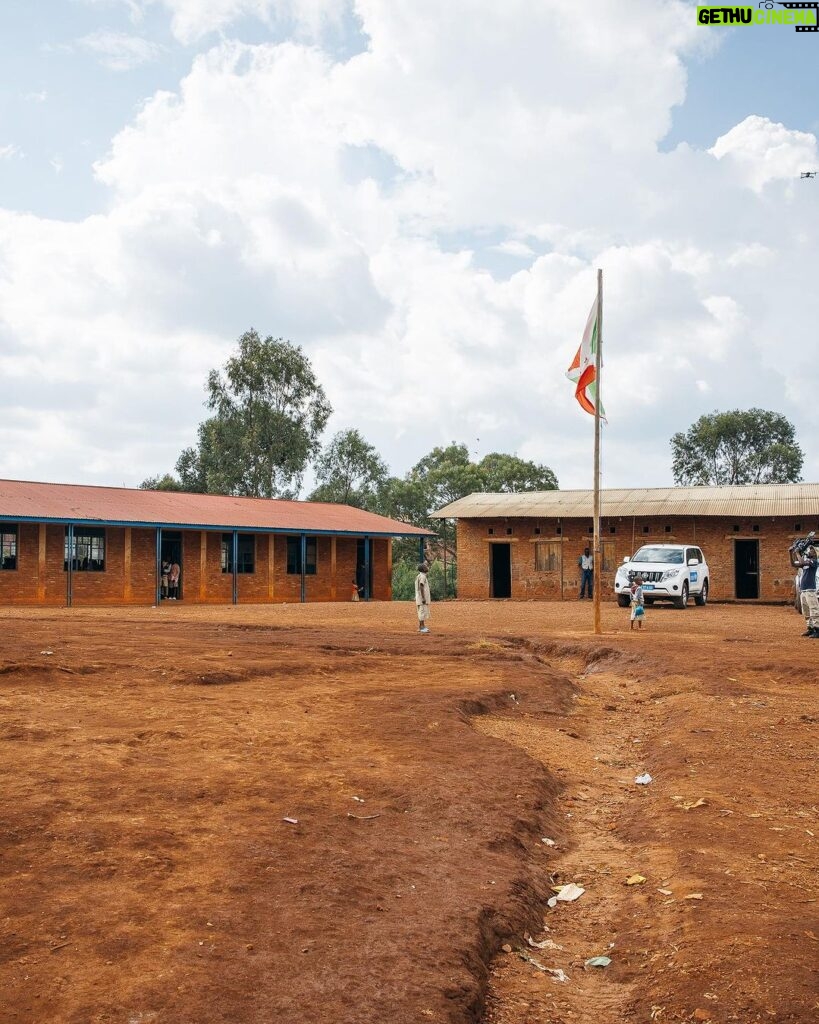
0, 602, 817, 1023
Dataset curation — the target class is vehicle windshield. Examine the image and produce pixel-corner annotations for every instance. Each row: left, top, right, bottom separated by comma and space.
632, 546, 684, 564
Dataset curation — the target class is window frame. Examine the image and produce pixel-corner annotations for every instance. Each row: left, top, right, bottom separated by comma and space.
0, 524, 18, 571
221, 533, 256, 574
286, 536, 317, 576
534, 541, 561, 573
64, 527, 106, 572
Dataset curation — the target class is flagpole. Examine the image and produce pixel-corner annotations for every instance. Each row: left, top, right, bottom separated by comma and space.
593, 268, 603, 635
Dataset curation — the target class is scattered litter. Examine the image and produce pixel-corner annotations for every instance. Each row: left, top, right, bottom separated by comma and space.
509, 693, 517, 702
684, 893, 704, 900
282, 817, 299, 825
547, 882, 585, 908
546, 968, 569, 983
40, 650, 54, 656
525, 933, 563, 951
635, 773, 653, 785
585, 956, 612, 969
678, 798, 707, 811
625, 874, 647, 886
657, 888, 673, 896
352, 796, 365, 803
347, 813, 381, 820
541, 837, 556, 847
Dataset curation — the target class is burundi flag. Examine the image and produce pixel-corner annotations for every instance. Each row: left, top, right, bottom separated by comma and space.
566, 294, 606, 420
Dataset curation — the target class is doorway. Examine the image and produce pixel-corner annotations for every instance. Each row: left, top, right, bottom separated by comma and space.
490, 543, 511, 598
734, 539, 759, 599
161, 531, 183, 600
355, 539, 374, 600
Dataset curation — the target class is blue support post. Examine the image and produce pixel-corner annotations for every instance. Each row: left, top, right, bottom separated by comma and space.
232, 529, 239, 605
364, 535, 371, 601
300, 533, 307, 603
66, 523, 74, 608
156, 527, 162, 605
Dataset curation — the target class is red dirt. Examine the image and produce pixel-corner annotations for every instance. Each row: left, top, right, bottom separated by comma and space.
0, 601, 817, 1024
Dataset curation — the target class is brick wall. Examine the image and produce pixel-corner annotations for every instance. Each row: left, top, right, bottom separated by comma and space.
456, 515, 808, 603
0, 524, 394, 606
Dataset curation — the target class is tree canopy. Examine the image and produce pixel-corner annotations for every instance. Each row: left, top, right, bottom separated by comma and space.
670, 409, 804, 486
176, 330, 331, 498
309, 429, 388, 508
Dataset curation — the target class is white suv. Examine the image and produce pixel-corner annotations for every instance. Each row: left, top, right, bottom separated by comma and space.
614, 544, 709, 609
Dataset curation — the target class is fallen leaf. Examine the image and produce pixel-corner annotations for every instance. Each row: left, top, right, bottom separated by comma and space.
625, 874, 647, 886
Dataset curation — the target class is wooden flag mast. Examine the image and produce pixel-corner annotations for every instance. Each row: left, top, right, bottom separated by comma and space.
592, 268, 603, 635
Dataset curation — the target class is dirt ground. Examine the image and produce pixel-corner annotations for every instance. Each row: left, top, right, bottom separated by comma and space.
0, 600, 817, 1024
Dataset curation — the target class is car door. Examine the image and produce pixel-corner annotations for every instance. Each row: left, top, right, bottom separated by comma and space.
685, 547, 702, 592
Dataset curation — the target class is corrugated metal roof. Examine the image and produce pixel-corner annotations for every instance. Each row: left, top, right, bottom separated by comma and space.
432, 483, 819, 519
0, 479, 432, 536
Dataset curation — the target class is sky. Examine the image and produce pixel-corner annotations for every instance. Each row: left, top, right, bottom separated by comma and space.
1, 0, 818, 493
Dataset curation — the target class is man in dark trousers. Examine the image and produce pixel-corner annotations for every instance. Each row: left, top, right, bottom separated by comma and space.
793, 543, 819, 637
578, 546, 594, 599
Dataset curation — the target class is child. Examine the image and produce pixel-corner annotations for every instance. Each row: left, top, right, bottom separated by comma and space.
629, 576, 645, 631
350, 578, 360, 602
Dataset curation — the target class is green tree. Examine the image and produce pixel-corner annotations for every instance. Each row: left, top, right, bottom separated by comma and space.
139, 473, 187, 492
671, 409, 803, 486
176, 329, 332, 498
478, 452, 558, 493
410, 443, 486, 511
309, 429, 388, 507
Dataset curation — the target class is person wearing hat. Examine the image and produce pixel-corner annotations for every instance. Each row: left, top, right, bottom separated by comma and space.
793, 544, 819, 637
415, 561, 431, 634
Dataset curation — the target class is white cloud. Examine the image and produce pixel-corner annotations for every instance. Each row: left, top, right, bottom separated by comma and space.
0, 144, 22, 160
2, 1, 819, 489
78, 29, 163, 70
710, 115, 818, 192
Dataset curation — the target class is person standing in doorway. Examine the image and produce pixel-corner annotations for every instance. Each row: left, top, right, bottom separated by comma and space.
578, 546, 594, 599
415, 561, 431, 634
160, 559, 170, 600
792, 544, 819, 637
169, 561, 181, 600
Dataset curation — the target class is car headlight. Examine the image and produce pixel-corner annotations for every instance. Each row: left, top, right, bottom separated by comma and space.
616, 567, 629, 579
662, 568, 680, 580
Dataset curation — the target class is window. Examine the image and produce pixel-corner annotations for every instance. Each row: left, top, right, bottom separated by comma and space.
488, 528, 494, 536
534, 527, 541, 536
601, 540, 616, 572
535, 542, 561, 572
221, 533, 256, 574
287, 536, 317, 575
642, 525, 650, 534
609, 526, 616, 535
686, 548, 701, 565
65, 528, 105, 571
1, 525, 17, 570
506, 527, 513, 536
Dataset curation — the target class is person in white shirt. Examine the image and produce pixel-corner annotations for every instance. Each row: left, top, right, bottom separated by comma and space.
415, 561, 431, 633
578, 547, 594, 599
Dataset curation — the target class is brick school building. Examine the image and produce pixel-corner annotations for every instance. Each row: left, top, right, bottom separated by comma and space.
0, 479, 431, 607
432, 484, 819, 603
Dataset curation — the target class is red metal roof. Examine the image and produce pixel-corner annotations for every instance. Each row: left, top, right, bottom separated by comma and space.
0, 479, 431, 536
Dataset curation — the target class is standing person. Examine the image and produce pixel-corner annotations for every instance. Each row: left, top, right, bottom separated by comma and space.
578, 546, 594, 599
629, 576, 645, 631
350, 578, 360, 602
415, 561, 431, 634
160, 559, 170, 600
169, 561, 181, 600
792, 543, 819, 637
355, 562, 366, 601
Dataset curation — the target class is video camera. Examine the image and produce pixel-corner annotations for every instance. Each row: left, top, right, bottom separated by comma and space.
790, 530, 817, 557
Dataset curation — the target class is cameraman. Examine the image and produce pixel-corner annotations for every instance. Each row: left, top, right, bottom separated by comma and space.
792, 542, 819, 638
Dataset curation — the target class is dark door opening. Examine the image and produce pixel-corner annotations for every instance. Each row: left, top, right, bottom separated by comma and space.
734, 539, 759, 599
161, 531, 183, 600
490, 543, 511, 598
356, 539, 374, 600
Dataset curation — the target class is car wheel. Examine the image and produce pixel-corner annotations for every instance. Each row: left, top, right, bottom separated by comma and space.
674, 581, 689, 609
694, 579, 708, 606
617, 594, 630, 608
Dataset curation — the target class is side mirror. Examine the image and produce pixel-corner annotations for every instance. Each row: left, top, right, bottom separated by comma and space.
622, 556, 630, 563
687, 558, 698, 566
